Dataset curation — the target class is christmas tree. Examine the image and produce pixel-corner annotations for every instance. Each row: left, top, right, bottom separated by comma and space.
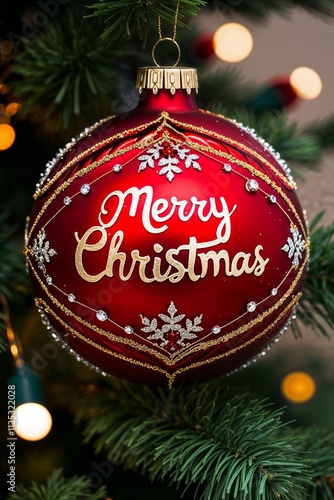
1, 1, 334, 499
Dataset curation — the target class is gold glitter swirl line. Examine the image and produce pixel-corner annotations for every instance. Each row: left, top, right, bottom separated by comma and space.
27, 139, 157, 243
34, 115, 166, 199
27, 121, 307, 244
182, 141, 308, 241
27, 257, 173, 364
170, 253, 308, 362
27, 234, 308, 367
38, 300, 172, 380
35, 295, 172, 365
165, 113, 296, 190
168, 293, 302, 388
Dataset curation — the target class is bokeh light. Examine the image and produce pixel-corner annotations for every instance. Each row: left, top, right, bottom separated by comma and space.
14, 403, 52, 441
290, 67, 322, 100
281, 371, 316, 403
0, 123, 15, 150
213, 23, 253, 63
5, 102, 21, 117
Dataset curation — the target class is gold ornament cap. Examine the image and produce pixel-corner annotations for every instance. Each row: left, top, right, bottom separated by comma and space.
136, 66, 199, 95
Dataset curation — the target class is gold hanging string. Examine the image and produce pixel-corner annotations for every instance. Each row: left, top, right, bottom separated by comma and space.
0, 291, 25, 368
153, 1, 181, 67
158, 0, 180, 41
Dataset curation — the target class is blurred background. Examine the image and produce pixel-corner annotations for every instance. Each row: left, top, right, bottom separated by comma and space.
0, 2, 333, 498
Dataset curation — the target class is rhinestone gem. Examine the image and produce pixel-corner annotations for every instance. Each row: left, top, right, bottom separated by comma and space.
64, 196, 72, 205
80, 184, 90, 195
46, 276, 53, 285
271, 288, 278, 296
269, 195, 277, 203
223, 163, 232, 172
246, 179, 259, 192
96, 310, 108, 321
211, 325, 221, 334
247, 301, 257, 312
124, 326, 134, 334
68, 293, 76, 302
113, 164, 122, 173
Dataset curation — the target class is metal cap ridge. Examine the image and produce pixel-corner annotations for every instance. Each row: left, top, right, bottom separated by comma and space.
136, 67, 199, 95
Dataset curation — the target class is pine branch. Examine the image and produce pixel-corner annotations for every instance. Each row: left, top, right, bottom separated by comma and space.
85, 0, 334, 43
0, 210, 28, 300
86, 0, 205, 45
9, 4, 141, 142
76, 378, 315, 500
9, 468, 107, 500
206, 104, 322, 179
293, 212, 334, 338
197, 69, 257, 111
303, 114, 334, 150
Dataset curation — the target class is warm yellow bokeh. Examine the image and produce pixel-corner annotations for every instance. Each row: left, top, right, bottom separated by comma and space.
14, 403, 52, 441
0, 123, 15, 150
213, 23, 253, 63
281, 371, 316, 403
290, 67, 322, 99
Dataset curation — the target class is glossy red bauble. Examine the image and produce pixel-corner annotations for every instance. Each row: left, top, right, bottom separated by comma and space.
25, 69, 309, 387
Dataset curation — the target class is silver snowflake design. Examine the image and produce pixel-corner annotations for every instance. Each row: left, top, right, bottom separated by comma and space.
31, 229, 57, 271
140, 301, 203, 352
281, 225, 305, 267
138, 139, 201, 182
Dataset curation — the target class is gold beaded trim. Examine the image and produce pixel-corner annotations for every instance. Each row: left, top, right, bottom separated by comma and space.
35, 292, 301, 388
26, 123, 306, 246
33, 110, 295, 201
29, 241, 307, 366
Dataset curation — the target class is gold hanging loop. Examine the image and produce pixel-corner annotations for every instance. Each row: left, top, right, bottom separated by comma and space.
152, 37, 181, 68
154, 0, 181, 67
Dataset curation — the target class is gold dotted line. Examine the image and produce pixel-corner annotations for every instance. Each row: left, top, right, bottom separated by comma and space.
167, 293, 302, 388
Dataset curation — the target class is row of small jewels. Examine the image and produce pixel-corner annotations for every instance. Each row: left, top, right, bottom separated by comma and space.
61, 162, 276, 207
223, 162, 277, 201
34, 117, 112, 196
44, 279, 278, 337
233, 121, 294, 184
62, 164, 122, 205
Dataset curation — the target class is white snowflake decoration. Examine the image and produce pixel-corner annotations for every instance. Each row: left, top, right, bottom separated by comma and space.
140, 301, 203, 351
31, 229, 57, 271
138, 140, 201, 182
281, 225, 305, 267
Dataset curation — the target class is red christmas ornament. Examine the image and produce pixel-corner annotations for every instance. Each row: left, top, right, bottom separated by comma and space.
25, 66, 309, 387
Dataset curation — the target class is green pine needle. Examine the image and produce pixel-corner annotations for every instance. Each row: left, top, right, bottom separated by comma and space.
9, 3, 140, 142
86, 0, 205, 45
294, 212, 334, 338
204, 105, 322, 179
0, 210, 28, 300
9, 468, 107, 500
76, 378, 315, 500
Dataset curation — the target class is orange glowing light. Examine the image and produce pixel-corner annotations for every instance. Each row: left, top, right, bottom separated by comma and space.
281, 371, 316, 403
0, 123, 15, 150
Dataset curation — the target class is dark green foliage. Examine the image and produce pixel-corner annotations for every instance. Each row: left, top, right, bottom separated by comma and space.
0, 210, 28, 300
294, 212, 334, 338
304, 114, 334, 149
205, 104, 323, 179
87, 0, 334, 43
197, 69, 257, 111
76, 378, 316, 500
86, 0, 205, 46
8, 468, 107, 500
9, 4, 140, 141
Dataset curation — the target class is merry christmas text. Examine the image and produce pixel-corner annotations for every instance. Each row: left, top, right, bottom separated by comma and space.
74, 185, 269, 283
